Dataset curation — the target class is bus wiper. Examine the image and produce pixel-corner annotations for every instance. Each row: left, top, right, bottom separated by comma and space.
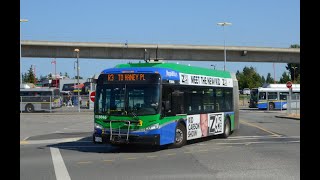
129, 111, 139, 120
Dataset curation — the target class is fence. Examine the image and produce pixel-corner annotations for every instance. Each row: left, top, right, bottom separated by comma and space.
286, 93, 300, 116
20, 95, 94, 113
238, 95, 250, 107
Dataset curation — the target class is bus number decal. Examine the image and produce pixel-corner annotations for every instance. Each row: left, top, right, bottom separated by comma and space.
208, 113, 224, 135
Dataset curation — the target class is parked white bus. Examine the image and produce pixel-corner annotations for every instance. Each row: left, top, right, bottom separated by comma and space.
20, 87, 62, 112
249, 84, 300, 110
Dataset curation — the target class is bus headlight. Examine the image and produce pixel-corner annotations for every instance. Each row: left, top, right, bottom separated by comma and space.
146, 123, 159, 131
94, 123, 103, 130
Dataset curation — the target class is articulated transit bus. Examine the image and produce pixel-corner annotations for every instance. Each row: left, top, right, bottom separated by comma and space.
93, 62, 239, 148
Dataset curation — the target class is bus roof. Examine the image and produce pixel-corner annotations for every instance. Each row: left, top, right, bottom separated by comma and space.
262, 83, 300, 88
20, 87, 59, 92
101, 62, 232, 79
258, 87, 300, 92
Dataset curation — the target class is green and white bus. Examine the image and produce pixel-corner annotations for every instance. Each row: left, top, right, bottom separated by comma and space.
93, 62, 239, 148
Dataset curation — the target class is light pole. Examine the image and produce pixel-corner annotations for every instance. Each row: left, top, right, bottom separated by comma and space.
32, 64, 36, 85
292, 66, 297, 83
74, 61, 77, 93
74, 48, 80, 112
20, 19, 28, 84
217, 22, 232, 71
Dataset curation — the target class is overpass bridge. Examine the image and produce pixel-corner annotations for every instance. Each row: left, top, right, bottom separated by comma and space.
21, 40, 300, 63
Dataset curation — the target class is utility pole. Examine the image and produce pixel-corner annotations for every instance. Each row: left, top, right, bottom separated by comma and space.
74, 48, 80, 112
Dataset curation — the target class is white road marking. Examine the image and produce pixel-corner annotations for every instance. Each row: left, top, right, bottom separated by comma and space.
20, 137, 86, 145
217, 140, 300, 145
221, 135, 300, 141
22, 136, 29, 141
228, 135, 279, 139
50, 147, 71, 180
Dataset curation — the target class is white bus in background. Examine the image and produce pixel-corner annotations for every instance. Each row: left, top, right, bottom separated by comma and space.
249, 84, 300, 110
20, 87, 62, 113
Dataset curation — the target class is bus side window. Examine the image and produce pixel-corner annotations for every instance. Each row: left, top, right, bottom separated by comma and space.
267, 92, 278, 100
259, 92, 266, 100
280, 92, 288, 100
162, 86, 173, 116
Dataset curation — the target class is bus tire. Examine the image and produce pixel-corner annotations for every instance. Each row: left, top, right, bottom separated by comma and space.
269, 102, 275, 110
170, 123, 187, 148
220, 117, 231, 138
25, 104, 34, 113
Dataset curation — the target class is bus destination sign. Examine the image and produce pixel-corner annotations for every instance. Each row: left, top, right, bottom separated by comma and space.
107, 74, 146, 82
103, 73, 160, 84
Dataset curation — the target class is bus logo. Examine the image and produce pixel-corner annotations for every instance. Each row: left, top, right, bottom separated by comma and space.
181, 74, 188, 84
209, 113, 224, 135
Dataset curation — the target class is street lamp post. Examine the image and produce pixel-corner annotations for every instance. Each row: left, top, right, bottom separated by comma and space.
32, 64, 36, 84
20, 19, 28, 84
292, 66, 297, 83
217, 22, 232, 71
74, 48, 80, 112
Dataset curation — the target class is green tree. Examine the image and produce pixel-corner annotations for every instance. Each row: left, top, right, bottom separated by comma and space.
296, 74, 300, 84
279, 72, 291, 83
266, 73, 274, 84
286, 63, 300, 83
25, 66, 36, 83
236, 66, 263, 90
73, 76, 83, 79
290, 44, 300, 48
286, 44, 300, 83
261, 75, 266, 84
22, 73, 27, 83
64, 72, 70, 78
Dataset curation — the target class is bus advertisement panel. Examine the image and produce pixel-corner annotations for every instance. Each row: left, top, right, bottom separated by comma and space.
92, 62, 239, 148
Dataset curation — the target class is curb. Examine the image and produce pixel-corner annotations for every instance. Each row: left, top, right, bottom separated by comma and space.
275, 115, 300, 120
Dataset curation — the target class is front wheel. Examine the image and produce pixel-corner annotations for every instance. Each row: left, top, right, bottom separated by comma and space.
25, 104, 34, 113
170, 123, 187, 148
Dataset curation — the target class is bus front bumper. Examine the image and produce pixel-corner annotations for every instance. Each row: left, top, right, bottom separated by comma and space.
93, 133, 160, 146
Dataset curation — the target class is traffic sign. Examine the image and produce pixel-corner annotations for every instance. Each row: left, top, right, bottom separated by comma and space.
90, 91, 96, 102
286, 81, 292, 89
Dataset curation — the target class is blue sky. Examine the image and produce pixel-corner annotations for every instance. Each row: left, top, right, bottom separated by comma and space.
20, 0, 300, 80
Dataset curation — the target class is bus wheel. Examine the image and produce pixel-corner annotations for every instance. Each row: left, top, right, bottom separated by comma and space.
171, 123, 186, 148
220, 117, 231, 138
25, 104, 34, 113
269, 103, 275, 110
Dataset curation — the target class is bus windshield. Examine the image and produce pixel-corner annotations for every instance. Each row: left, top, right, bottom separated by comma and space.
95, 84, 160, 116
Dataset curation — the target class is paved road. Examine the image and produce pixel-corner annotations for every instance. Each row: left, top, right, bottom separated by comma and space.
20, 110, 300, 180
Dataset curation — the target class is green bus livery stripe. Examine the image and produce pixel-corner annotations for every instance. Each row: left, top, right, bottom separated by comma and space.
115, 63, 231, 78
95, 114, 186, 130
